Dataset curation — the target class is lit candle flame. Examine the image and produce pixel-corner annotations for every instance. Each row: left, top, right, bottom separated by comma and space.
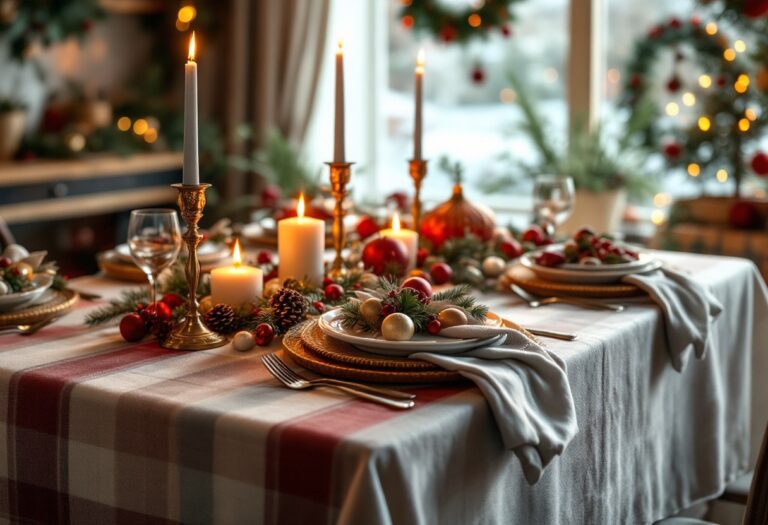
336, 40, 343, 55
297, 193, 305, 219
416, 48, 425, 74
188, 31, 196, 62
392, 212, 401, 232
232, 238, 242, 267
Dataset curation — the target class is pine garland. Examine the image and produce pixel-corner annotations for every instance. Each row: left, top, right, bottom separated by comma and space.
85, 289, 148, 326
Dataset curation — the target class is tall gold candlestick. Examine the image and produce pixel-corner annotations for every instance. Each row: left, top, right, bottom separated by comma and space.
326, 161, 353, 277
163, 183, 227, 350
409, 159, 428, 232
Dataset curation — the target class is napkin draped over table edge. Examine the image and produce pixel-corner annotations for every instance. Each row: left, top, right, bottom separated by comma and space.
410, 324, 578, 485
622, 266, 723, 372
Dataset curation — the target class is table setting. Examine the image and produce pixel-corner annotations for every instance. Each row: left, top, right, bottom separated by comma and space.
2, 30, 768, 525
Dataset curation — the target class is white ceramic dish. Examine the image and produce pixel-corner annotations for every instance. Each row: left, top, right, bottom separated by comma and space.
0, 274, 55, 312
521, 250, 662, 284
318, 309, 505, 356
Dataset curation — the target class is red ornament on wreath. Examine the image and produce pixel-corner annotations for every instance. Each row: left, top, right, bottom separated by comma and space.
750, 151, 768, 176
419, 166, 495, 250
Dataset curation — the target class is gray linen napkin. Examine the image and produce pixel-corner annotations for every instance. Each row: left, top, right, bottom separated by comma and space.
622, 266, 723, 372
410, 325, 578, 485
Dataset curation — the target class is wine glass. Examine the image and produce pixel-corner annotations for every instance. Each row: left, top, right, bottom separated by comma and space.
532, 175, 575, 233
128, 209, 182, 305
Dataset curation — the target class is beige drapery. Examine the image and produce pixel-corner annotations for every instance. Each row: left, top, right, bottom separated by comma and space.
217, 0, 330, 198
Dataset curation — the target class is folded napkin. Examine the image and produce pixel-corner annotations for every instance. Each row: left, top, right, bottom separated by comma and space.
410, 325, 577, 485
622, 266, 723, 372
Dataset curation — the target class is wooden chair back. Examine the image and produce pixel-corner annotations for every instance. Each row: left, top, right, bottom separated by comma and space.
745, 421, 768, 525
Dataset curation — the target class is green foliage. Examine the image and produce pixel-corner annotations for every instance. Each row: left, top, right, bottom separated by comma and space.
85, 289, 148, 326
432, 285, 489, 320
480, 72, 657, 200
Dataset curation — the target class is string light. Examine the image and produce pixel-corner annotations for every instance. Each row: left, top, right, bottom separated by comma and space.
177, 6, 197, 23
734, 74, 750, 94
468, 13, 482, 27
723, 48, 736, 61
687, 163, 701, 177
746, 108, 758, 121
401, 15, 414, 28
734, 39, 746, 53
144, 128, 158, 144
607, 68, 621, 84
716, 169, 728, 183
67, 133, 86, 152
651, 210, 665, 225
499, 87, 516, 103
653, 192, 672, 207
133, 118, 149, 135
698, 116, 711, 131
738, 118, 751, 132
117, 116, 131, 132
666, 102, 680, 116
705, 22, 718, 35
698, 74, 712, 88
682, 92, 696, 106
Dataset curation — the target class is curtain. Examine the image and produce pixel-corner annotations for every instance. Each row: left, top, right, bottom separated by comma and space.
217, 0, 330, 198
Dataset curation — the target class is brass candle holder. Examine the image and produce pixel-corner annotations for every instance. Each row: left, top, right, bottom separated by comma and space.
163, 183, 227, 351
409, 159, 428, 231
326, 161, 353, 277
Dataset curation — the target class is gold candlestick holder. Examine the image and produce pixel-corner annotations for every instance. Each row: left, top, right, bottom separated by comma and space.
163, 183, 228, 351
326, 161, 353, 278
409, 159, 428, 231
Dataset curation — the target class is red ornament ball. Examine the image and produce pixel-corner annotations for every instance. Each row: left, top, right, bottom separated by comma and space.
322, 276, 335, 288
401, 276, 433, 299
356, 216, 380, 240
521, 225, 546, 246
417, 247, 429, 267
257, 250, 273, 265
161, 293, 184, 310
324, 283, 345, 301
254, 323, 275, 346
120, 314, 146, 342
743, 0, 768, 18
750, 152, 768, 176
648, 25, 664, 38
260, 185, 281, 208
430, 262, 453, 285
440, 24, 457, 42
666, 76, 682, 93
141, 301, 172, 323
361, 237, 409, 277
312, 300, 325, 312
471, 66, 486, 85
427, 319, 442, 335
0, 256, 11, 268
668, 17, 682, 28
729, 201, 762, 229
500, 239, 523, 259
663, 142, 683, 160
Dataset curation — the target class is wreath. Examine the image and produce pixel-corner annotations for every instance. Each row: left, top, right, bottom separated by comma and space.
621, 4, 768, 196
399, 0, 523, 44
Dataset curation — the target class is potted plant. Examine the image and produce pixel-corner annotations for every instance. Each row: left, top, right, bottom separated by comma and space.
480, 74, 657, 233
0, 98, 26, 162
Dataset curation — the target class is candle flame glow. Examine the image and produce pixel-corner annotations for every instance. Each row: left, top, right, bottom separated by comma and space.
297, 193, 306, 219
416, 48, 425, 74
232, 238, 242, 267
188, 31, 196, 61
392, 212, 401, 232
336, 40, 343, 55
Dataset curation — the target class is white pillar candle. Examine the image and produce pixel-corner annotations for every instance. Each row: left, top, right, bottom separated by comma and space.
278, 194, 325, 286
333, 40, 345, 163
380, 212, 418, 272
211, 239, 263, 307
183, 32, 199, 186
413, 48, 425, 161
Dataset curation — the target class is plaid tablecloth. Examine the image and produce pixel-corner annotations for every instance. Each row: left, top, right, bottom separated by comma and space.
1, 252, 766, 525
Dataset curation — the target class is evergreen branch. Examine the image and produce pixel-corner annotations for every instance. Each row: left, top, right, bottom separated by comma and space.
85, 289, 148, 325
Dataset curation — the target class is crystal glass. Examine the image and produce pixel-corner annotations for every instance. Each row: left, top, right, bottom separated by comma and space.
532, 175, 575, 231
128, 209, 182, 305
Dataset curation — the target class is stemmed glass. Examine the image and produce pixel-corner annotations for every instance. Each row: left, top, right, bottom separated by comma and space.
128, 209, 182, 306
532, 175, 575, 233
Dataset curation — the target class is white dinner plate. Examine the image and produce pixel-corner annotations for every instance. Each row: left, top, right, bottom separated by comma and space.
114, 242, 228, 264
318, 309, 506, 357
521, 250, 662, 284
0, 274, 54, 312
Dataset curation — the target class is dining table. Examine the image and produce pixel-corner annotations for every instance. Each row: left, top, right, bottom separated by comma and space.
1, 250, 766, 525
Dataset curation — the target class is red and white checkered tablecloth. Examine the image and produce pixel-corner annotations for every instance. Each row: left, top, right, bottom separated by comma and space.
1, 251, 766, 525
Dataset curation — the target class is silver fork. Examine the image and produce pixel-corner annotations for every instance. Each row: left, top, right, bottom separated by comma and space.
0, 314, 63, 336
510, 284, 625, 312
261, 353, 415, 409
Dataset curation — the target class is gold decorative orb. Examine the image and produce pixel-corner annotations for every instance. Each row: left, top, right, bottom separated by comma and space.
198, 295, 214, 315
419, 183, 496, 250
9, 262, 33, 281
359, 298, 383, 324
381, 313, 415, 341
437, 307, 468, 328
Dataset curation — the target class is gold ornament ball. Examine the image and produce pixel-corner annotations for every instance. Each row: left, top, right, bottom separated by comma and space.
263, 278, 282, 299
358, 272, 379, 289
381, 312, 415, 341
359, 297, 383, 324
198, 295, 214, 315
482, 256, 506, 277
232, 330, 256, 352
9, 262, 33, 281
437, 307, 468, 328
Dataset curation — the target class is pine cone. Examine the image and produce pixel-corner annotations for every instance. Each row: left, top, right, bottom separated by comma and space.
269, 287, 308, 333
204, 303, 237, 334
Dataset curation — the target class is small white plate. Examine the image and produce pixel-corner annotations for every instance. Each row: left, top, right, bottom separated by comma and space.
318, 309, 505, 357
115, 242, 228, 264
521, 250, 662, 284
0, 274, 54, 312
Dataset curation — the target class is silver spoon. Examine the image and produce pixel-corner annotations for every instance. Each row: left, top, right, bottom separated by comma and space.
510, 284, 625, 312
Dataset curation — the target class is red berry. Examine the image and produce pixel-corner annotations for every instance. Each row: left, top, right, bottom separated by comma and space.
312, 301, 325, 312
427, 319, 442, 335
255, 323, 275, 346
161, 293, 184, 310
521, 225, 545, 246
668, 17, 682, 28
663, 142, 683, 159
535, 251, 566, 267
430, 263, 453, 285
356, 216, 380, 240
251, 306, 262, 317
500, 25, 511, 37
257, 251, 273, 265
750, 152, 768, 176
380, 304, 395, 317
261, 185, 281, 208
0, 257, 11, 268
324, 283, 344, 301
120, 313, 146, 342
666, 76, 681, 93
417, 247, 429, 268
322, 276, 334, 288
500, 239, 524, 259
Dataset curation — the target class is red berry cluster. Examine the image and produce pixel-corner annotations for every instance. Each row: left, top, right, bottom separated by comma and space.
118, 293, 183, 343
534, 228, 639, 268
